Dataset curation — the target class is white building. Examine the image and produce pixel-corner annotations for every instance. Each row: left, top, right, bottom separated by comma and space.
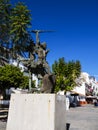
10, 59, 38, 87
72, 72, 98, 96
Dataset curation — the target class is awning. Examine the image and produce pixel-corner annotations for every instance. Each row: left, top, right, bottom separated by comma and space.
70, 90, 85, 96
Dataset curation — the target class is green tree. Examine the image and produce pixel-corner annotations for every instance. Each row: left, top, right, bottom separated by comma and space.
52, 58, 81, 93
10, 2, 32, 57
0, 0, 11, 46
0, 1, 32, 59
0, 65, 29, 88
0, 65, 30, 98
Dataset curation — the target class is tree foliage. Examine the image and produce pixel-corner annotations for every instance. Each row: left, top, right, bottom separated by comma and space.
0, 0, 11, 45
0, 1, 35, 94
0, 0, 32, 58
52, 57, 81, 93
10, 2, 32, 57
0, 65, 29, 89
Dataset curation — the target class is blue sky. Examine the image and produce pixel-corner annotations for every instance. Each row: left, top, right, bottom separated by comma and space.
11, 0, 98, 79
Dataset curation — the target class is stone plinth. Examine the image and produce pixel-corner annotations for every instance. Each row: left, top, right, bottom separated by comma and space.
6, 94, 66, 130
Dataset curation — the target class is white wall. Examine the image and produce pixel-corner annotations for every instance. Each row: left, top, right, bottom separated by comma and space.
72, 82, 86, 96
7, 94, 66, 130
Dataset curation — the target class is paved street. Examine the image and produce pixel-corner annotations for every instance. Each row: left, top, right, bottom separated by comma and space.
66, 104, 98, 130
0, 104, 98, 130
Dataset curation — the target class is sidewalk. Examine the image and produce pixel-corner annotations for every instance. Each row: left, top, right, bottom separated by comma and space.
66, 104, 98, 130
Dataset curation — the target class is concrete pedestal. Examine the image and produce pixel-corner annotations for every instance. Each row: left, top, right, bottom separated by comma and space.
6, 94, 66, 130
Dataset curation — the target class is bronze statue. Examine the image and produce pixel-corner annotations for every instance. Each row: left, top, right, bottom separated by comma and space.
41, 74, 56, 93
20, 30, 55, 93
